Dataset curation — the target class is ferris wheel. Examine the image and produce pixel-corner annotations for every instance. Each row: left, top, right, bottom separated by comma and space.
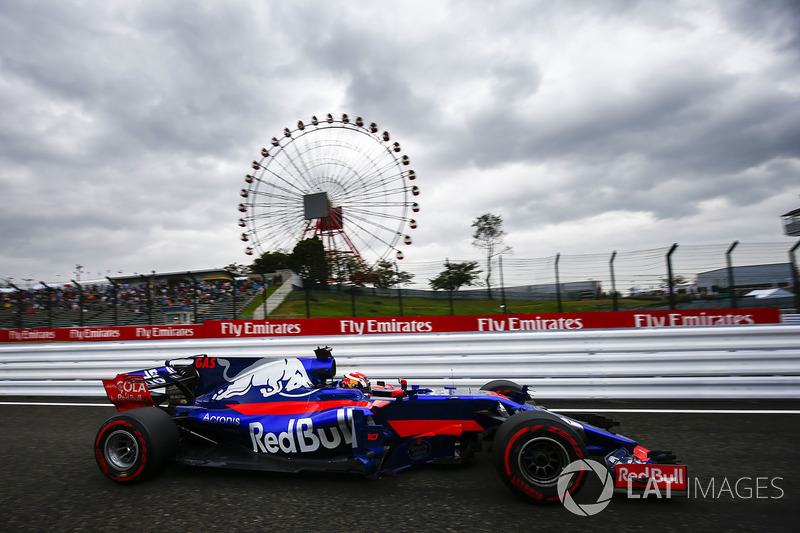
238, 113, 419, 265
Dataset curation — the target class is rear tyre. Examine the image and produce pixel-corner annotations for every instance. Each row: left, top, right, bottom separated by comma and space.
494, 411, 587, 503
94, 407, 178, 484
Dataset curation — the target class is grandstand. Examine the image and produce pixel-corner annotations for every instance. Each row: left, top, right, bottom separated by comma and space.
0, 269, 273, 329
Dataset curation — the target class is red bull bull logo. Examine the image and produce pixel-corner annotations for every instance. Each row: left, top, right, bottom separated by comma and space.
213, 358, 314, 401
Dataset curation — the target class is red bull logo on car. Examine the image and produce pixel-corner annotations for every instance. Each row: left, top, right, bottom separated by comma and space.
213, 358, 314, 401
615, 464, 687, 491
249, 408, 354, 454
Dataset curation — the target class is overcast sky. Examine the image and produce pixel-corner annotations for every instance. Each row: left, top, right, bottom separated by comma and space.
1, 0, 799, 286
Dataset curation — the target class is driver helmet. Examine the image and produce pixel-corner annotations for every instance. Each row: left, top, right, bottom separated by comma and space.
340, 371, 371, 393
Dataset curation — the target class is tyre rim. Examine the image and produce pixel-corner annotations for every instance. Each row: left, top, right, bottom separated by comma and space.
517, 436, 569, 487
104, 430, 139, 470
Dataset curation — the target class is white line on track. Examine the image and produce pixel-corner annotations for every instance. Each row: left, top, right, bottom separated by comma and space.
0, 401, 113, 407
1, 401, 799, 414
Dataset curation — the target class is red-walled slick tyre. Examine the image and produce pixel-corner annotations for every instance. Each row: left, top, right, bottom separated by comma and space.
94, 407, 178, 484
494, 411, 587, 503
480, 379, 524, 398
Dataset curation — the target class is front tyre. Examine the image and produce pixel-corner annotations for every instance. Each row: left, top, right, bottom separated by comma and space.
494, 412, 587, 503
94, 407, 178, 484
480, 379, 523, 398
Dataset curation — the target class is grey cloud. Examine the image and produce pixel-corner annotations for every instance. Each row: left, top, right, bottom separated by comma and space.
1, 0, 798, 281
722, 0, 800, 59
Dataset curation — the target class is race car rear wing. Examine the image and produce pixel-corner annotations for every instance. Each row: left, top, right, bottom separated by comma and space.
102, 347, 339, 412
102, 360, 199, 412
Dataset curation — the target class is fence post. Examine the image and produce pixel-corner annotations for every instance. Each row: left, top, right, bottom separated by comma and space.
71, 280, 84, 327
499, 255, 507, 314
187, 272, 199, 324
397, 286, 403, 316
305, 279, 311, 319
666, 244, 678, 310
555, 253, 562, 312
346, 264, 356, 317
229, 275, 238, 320
39, 282, 53, 328
446, 257, 454, 316
9, 282, 23, 328
790, 240, 800, 314
105, 277, 119, 326
394, 261, 404, 317
259, 272, 267, 318
726, 240, 739, 309
609, 251, 618, 311
138, 275, 152, 325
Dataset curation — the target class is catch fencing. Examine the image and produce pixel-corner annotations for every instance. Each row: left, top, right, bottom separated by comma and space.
3, 241, 799, 329
2, 322, 799, 400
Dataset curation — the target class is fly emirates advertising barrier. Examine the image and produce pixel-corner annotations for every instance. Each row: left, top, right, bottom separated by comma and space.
0, 308, 782, 343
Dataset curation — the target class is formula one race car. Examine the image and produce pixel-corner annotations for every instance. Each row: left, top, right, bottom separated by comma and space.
94, 347, 686, 503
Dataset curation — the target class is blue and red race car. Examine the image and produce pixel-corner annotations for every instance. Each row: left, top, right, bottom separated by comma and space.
94, 347, 686, 503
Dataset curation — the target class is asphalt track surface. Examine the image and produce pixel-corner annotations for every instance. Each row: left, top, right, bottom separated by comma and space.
1, 400, 799, 533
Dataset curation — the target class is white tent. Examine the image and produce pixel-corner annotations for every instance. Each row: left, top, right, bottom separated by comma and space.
744, 288, 794, 299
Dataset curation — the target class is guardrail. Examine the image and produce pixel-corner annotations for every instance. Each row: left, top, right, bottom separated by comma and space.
2, 324, 800, 399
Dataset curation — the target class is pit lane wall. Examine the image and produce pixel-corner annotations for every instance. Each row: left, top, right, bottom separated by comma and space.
0, 308, 782, 343
2, 308, 800, 400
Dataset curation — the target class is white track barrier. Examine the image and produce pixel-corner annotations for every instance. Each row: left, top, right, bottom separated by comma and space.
2, 324, 800, 399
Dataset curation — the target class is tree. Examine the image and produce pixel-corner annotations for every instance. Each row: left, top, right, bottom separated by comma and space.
250, 251, 291, 275
371, 259, 414, 289
429, 261, 481, 292
472, 213, 511, 299
328, 255, 368, 287
223, 262, 249, 276
289, 237, 330, 288
660, 275, 688, 288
